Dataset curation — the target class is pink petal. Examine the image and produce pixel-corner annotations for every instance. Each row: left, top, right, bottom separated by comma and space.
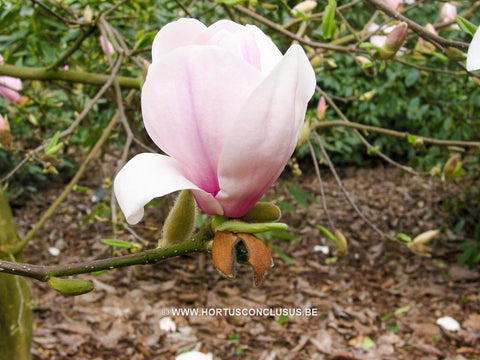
216, 44, 316, 217
142, 46, 262, 195
246, 24, 283, 74
0, 76, 22, 103
114, 153, 215, 224
151, 18, 207, 62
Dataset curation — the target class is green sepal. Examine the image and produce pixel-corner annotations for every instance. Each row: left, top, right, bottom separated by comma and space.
215, 220, 287, 233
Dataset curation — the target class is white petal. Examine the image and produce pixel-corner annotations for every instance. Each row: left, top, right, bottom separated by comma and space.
175, 351, 213, 360
467, 26, 480, 71
436, 316, 461, 331
114, 153, 200, 224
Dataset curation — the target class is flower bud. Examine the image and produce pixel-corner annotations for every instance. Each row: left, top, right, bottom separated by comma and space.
415, 23, 437, 54
334, 229, 348, 257
292, 1, 317, 16
443, 154, 461, 177
412, 229, 440, 245
239, 201, 282, 223
377, 22, 408, 60
159, 190, 197, 248
83, 5, 93, 22
316, 96, 327, 120
296, 120, 311, 149
438, 3, 456, 24
355, 56, 376, 77
359, 89, 377, 101
382, 0, 403, 11
100, 35, 115, 57
48, 277, 95, 296
0, 114, 11, 149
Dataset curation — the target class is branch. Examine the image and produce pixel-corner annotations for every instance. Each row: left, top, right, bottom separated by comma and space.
312, 120, 480, 148
0, 226, 213, 282
363, 0, 469, 50
0, 64, 141, 89
233, 5, 355, 53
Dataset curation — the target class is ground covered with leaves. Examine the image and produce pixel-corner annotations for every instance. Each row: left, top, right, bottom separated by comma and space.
14, 165, 480, 360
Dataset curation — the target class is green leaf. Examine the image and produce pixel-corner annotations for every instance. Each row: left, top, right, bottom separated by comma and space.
361, 336, 375, 349
397, 233, 412, 243
276, 199, 296, 213
394, 304, 411, 316
456, 16, 477, 36
272, 246, 295, 264
322, 0, 337, 40
406, 134, 417, 144
100, 238, 133, 248
133, 30, 157, 51
405, 70, 420, 87
317, 225, 337, 242
217, 0, 247, 5
44, 131, 61, 155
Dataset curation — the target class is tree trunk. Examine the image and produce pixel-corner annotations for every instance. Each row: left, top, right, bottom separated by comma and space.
0, 189, 32, 360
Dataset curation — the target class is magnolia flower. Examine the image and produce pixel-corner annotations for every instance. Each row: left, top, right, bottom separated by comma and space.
0, 76, 22, 104
100, 35, 115, 57
382, 0, 403, 10
175, 351, 213, 360
114, 19, 316, 224
438, 3, 456, 23
467, 26, 480, 71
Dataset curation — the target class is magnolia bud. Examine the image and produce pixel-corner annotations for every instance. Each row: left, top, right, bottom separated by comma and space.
412, 229, 440, 245
316, 96, 327, 120
335, 229, 348, 257
48, 277, 95, 296
296, 121, 311, 149
438, 3, 456, 24
355, 56, 376, 77
443, 154, 461, 177
292, 1, 317, 16
415, 23, 437, 54
360, 90, 377, 101
382, 0, 403, 11
445, 47, 465, 62
84, 5, 93, 22
239, 202, 282, 223
0, 114, 11, 149
377, 22, 408, 60
159, 190, 197, 248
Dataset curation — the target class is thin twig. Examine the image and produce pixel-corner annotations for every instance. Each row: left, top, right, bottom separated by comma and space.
315, 86, 421, 176
312, 132, 386, 238
312, 120, 480, 148
307, 139, 335, 230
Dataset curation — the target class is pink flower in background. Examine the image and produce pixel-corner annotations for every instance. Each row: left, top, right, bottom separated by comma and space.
382, 0, 403, 10
114, 18, 316, 224
438, 3, 456, 23
0, 76, 22, 103
100, 35, 115, 57
316, 96, 327, 120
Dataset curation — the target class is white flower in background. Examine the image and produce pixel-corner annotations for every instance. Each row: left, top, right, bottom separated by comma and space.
438, 3, 456, 23
436, 316, 461, 331
48, 247, 60, 256
175, 351, 213, 360
467, 26, 480, 71
159, 316, 176, 332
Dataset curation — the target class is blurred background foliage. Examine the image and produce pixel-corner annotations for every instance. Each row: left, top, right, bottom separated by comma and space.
0, 0, 479, 264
